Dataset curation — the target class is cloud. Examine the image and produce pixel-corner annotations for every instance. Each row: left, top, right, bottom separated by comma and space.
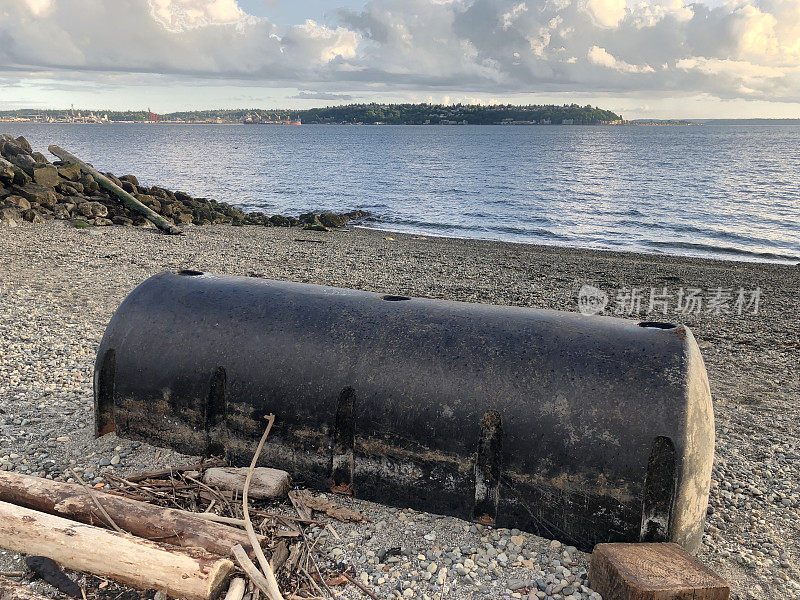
148, 0, 246, 32
588, 46, 655, 74
582, 0, 626, 27
22, 0, 54, 17
292, 91, 354, 100
0, 0, 799, 102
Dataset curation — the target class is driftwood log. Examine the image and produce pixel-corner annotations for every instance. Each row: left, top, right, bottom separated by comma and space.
0, 577, 52, 600
47, 145, 183, 235
203, 467, 291, 500
0, 471, 258, 557
0, 501, 233, 600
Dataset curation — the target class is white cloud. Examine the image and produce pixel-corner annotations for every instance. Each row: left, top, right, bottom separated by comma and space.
676, 57, 785, 80
23, 0, 53, 17
289, 20, 360, 62
628, 0, 693, 28
0, 0, 799, 103
588, 45, 655, 73
502, 2, 528, 29
148, 0, 246, 32
582, 0, 626, 27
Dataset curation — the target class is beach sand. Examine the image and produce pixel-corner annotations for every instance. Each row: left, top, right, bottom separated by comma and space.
0, 221, 797, 599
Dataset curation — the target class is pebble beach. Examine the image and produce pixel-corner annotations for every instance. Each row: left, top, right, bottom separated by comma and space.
0, 221, 798, 600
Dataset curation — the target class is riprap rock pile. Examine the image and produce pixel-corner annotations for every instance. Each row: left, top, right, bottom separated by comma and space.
0, 134, 367, 231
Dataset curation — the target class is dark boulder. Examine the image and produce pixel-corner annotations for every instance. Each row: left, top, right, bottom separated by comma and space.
56, 183, 78, 196
303, 220, 330, 232
135, 194, 161, 212
31, 151, 50, 165
58, 163, 83, 181
104, 173, 123, 187
80, 173, 99, 194
270, 215, 291, 227
149, 187, 169, 200
342, 209, 371, 221
174, 190, 193, 204
14, 136, 32, 154
3, 195, 31, 211
23, 209, 45, 223
318, 212, 346, 228
0, 206, 22, 227
10, 153, 36, 175
112, 216, 134, 226
33, 165, 60, 188
298, 212, 319, 224
53, 204, 72, 219
12, 184, 58, 209
0, 137, 25, 158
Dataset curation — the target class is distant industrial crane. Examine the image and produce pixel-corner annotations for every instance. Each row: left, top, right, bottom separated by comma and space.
147, 107, 160, 123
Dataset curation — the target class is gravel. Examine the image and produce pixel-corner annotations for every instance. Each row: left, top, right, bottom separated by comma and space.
0, 220, 798, 600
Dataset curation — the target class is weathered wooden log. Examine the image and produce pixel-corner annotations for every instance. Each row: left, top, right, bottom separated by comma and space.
0, 501, 233, 600
203, 467, 291, 500
47, 145, 182, 235
0, 471, 257, 557
0, 577, 52, 600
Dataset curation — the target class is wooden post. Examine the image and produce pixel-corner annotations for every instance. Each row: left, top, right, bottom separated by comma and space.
0, 501, 233, 600
0, 471, 258, 557
47, 145, 183, 235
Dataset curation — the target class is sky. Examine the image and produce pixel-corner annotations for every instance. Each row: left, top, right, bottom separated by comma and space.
1, 0, 799, 118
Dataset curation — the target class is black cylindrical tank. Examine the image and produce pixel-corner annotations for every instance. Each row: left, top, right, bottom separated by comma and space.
95, 271, 714, 552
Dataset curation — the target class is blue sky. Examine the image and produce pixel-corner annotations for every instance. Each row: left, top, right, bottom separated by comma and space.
1, 0, 799, 118
237, 0, 365, 25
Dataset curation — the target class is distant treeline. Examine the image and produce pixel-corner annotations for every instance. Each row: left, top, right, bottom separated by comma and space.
295, 103, 622, 124
1, 103, 623, 125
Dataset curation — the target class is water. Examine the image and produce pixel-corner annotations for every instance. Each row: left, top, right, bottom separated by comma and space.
7, 123, 800, 263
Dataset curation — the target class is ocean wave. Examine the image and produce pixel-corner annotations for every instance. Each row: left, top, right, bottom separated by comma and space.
644, 240, 800, 262
617, 220, 792, 247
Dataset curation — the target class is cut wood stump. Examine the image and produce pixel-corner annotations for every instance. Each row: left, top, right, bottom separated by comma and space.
589, 543, 730, 600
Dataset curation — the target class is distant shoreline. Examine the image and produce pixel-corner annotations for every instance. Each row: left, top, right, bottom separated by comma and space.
0, 120, 633, 126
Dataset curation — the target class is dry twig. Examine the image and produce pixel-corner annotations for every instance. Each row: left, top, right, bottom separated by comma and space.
241, 415, 284, 600
224, 577, 247, 600
69, 469, 124, 534
232, 545, 282, 600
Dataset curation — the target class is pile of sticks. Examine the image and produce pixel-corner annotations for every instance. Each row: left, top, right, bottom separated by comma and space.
0, 415, 372, 600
